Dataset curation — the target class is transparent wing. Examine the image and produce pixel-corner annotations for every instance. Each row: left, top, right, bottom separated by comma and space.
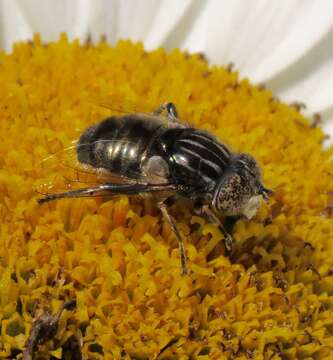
34, 139, 141, 199
87, 93, 190, 130
87, 92, 157, 116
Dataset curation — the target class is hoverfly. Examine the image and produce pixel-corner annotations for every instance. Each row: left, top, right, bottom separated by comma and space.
37, 101, 272, 275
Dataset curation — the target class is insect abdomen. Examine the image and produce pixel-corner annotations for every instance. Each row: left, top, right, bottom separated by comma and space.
77, 115, 165, 178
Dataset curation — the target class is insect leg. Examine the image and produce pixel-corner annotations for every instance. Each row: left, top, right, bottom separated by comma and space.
37, 184, 111, 204
159, 200, 188, 275
153, 102, 178, 121
200, 205, 233, 252
38, 183, 177, 204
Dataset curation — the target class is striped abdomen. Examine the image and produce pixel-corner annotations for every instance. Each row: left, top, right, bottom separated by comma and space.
77, 114, 167, 178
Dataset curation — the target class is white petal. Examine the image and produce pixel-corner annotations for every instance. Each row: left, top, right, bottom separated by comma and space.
0, 0, 33, 50
174, 0, 333, 137
266, 27, 333, 123
250, 1, 333, 82
89, 0, 158, 44
2, 0, 103, 45
138, 0, 193, 49
87, 0, 193, 48
1, 0, 333, 138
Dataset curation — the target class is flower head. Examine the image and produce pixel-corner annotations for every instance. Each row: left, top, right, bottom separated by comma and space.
0, 34, 333, 359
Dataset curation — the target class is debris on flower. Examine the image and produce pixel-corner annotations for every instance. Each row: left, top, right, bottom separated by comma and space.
23, 300, 76, 360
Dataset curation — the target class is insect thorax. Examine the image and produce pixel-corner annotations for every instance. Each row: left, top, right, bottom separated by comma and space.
156, 128, 232, 191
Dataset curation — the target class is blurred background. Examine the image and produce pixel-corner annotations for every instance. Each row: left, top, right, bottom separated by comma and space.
1, 0, 333, 138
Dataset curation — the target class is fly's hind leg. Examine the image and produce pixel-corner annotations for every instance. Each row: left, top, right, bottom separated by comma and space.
38, 181, 188, 274
159, 199, 188, 275
37, 183, 178, 204
153, 102, 178, 122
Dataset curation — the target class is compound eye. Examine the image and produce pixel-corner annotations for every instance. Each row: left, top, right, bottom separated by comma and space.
213, 173, 243, 215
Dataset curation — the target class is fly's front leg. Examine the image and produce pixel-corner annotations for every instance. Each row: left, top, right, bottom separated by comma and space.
159, 200, 188, 275
199, 205, 233, 253
153, 102, 178, 121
